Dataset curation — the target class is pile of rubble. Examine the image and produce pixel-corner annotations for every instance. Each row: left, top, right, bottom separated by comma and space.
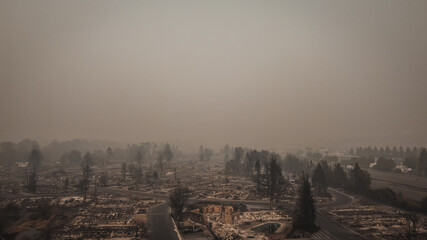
186, 202, 291, 240
236, 210, 291, 224
328, 205, 427, 239
50, 193, 159, 239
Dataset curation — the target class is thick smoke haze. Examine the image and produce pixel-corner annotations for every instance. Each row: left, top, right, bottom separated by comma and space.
1, 0, 427, 149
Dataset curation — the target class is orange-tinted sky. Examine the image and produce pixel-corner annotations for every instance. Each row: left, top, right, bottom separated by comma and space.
1, 1, 427, 149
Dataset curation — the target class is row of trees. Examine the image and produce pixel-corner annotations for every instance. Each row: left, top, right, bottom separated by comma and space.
370, 148, 427, 176
129, 143, 174, 182
313, 159, 427, 215
254, 155, 286, 209
311, 161, 371, 194
0, 139, 39, 167
350, 146, 422, 159
0, 139, 179, 169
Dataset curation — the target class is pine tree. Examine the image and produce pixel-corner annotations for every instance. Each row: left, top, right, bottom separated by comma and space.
164, 143, 173, 166
293, 173, 316, 231
405, 147, 412, 158
121, 162, 127, 180
64, 177, 69, 193
351, 163, 371, 193
199, 145, 204, 161
157, 152, 164, 176
312, 163, 327, 195
255, 159, 261, 192
135, 151, 142, 181
418, 148, 427, 176
330, 163, 348, 188
25, 148, 42, 194
392, 146, 398, 157
373, 146, 379, 157
106, 147, 113, 166
256, 154, 286, 209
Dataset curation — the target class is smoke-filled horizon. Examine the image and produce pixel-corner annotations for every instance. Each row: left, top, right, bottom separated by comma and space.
1, 1, 427, 149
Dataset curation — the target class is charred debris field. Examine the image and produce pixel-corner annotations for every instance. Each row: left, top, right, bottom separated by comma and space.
1, 142, 427, 239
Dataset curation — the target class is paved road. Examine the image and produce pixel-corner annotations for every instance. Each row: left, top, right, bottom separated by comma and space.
147, 202, 180, 240
318, 188, 355, 208
315, 188, 366, 240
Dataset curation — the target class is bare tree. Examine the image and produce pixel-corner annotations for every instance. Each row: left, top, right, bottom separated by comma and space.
78, 151, 93, 203
170, 187, 190, 223
64, 177, 69, 193
256, 154, 285, 209
157, 152, 164, 177
25, 148, 42, 193
255, 159, 261, 192
164, 143, 173, 167
106, 146, 113, 167
402, 212, 421, 240
135, 151, 143, 182
121, 162, 127, 181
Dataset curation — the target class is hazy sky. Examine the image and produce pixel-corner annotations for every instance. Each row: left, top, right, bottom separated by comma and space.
1, 0, 427, 149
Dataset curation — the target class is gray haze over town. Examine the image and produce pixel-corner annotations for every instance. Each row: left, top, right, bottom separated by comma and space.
1, 1, 427, 240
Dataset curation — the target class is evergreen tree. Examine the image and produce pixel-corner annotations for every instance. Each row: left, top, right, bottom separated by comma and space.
233, 147, 244, 174
261, 156, 285, 209
405, 147, 412, 158
379, 147, 385, 156
255, 158, 261, 192
312, 163, 328, 195
64, 177, 69, 193
203, 148, 213, 162
293, 173, 316, 231
373, 146, 379, 157
319, 160, 331, 183
223, 144, 230, 163
330, 163, 348, 188
398, 146, 404, 158
385, 146, 392, 157
245, 151, 256, 176
351, 163, 371, 194
106, 147, 113, 166
366, 146, 373, 158
121, 162, 127, 180
25, 148, 42, 194
413, 147, 419, 158
392, 146, 398, 157
164, 143, 173, 165
403, 157, 417, 170
418, 148, 427, 176
157, 152, 164, 176
199, 145, 204, 162
135, 151, 142, 180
